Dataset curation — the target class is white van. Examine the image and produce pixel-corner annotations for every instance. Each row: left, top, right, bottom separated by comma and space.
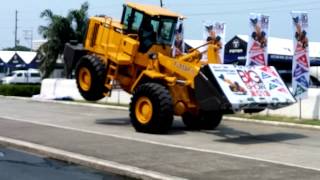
1, 69, 41, 84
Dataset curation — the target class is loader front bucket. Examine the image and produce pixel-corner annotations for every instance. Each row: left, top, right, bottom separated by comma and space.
195, 64, 296, 113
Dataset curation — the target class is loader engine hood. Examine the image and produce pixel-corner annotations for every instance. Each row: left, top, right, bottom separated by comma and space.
195, 64, 296, 112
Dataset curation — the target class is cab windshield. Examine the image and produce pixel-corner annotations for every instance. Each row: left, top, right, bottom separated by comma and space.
122, 6, 177, 45
154, 18, 176, 45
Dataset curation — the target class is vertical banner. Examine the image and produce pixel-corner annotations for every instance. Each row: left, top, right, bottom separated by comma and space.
203, 21, 226, 63
291, 12, 309, 99
172, 18, 185, 57
246, 13, 269, 66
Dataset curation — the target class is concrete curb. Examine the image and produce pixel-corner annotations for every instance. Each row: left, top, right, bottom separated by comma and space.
223, 116, 320, 130
0, 95, 128, 111
3, 95, 320, 131
0, 136, 186, 180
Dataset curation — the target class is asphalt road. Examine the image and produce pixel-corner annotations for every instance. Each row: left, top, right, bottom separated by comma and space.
0, 146, 130, 180
0, 97, 320, 179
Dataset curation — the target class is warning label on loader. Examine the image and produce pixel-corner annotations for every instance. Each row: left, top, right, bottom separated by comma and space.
208, 64, 296, 110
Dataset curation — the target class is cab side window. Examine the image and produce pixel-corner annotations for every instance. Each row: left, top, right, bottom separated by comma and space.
131, 12, 143, 32
123, 7, 132, 30
122, 6, 143, 33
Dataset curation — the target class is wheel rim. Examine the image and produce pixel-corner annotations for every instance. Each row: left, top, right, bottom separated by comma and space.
135, 97, 153, 124
79, 67, 91, 91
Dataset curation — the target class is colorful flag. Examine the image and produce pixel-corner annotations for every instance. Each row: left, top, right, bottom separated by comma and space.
246, 13, 269, 66
172, 18, 185, 57
291, 11, 309, 99
203, 21, 226, 63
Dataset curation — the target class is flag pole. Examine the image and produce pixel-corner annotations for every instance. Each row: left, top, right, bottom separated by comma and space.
299, 98, 302, 120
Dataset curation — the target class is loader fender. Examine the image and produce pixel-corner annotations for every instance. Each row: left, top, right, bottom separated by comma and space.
130, 70, 165, 92
63, 43, 87, 78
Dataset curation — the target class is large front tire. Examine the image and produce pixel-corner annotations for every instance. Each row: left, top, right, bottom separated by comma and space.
75, 55, 107, 101
130, 83, 173, 134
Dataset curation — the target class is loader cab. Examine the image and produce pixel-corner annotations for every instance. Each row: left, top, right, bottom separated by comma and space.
121, 2, 181, 53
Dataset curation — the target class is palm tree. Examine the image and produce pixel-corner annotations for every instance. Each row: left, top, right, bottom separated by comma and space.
68, 2, 89, 42
38, 2, 89, 78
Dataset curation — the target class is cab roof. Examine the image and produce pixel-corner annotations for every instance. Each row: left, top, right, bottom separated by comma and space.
126, 2, 183, 18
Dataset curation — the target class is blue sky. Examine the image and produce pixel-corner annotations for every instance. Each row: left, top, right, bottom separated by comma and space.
0, 0, 320, 49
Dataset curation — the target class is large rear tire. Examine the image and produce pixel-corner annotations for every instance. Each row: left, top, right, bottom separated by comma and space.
182, 112, 202, 130
130, 83, 173, 134
75, 55, 107, 101
201, 111, 223, 130
182, 111, 222, 130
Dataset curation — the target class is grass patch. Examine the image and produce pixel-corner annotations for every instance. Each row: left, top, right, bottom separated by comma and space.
0, 84, 40, 97
228, 113, 320, 126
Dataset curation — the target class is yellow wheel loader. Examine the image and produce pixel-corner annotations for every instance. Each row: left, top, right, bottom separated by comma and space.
64, 2, 296, 133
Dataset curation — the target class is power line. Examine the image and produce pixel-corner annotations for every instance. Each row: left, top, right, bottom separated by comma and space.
166, 0, 319, 7
165, 0, 298, 7
184, 1, 320, 16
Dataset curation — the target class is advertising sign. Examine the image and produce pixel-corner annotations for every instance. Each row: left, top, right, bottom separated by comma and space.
208, 64, 296, 110
254, 66, 296, 108
291, 12, 309, 99
203, 21, 226, 63
246, 13, 269, 66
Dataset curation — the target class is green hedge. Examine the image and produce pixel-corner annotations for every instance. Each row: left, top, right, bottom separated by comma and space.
0, 84, 41, 97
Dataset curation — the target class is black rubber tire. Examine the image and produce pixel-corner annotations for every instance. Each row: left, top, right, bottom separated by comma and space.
182, 112, 202, 130
201, 111, 223, 130
75, 55, 107, 101
130, 83, 173, 134
182, 111, 223, 130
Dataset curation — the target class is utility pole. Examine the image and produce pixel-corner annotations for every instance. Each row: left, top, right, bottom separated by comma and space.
14, 10, 18, 48
23, 29, 33, 51
160, 0, 164, 7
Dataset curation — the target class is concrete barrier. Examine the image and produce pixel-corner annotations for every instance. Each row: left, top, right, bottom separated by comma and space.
261, 88, 320, 120
34, 79, 83, 100
34, 79, 131, 105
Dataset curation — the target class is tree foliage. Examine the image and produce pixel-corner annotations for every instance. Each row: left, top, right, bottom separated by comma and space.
38, 2, 89, 78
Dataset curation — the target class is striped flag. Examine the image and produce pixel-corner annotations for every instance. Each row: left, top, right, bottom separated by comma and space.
291, 11, 309, 99
246, 13, 269, 66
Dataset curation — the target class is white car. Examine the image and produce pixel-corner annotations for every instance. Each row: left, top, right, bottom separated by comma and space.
1, 69, 41, 84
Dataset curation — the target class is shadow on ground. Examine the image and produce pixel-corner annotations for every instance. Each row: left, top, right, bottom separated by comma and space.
95, 117, 307, 143
204, 125, 308, 145
96, 118, 131, 126
95, 118, 186, 135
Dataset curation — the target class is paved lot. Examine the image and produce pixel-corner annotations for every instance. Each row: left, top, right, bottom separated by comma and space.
0, 98, 320, 179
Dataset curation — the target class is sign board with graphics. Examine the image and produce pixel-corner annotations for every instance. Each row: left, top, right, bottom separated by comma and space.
291, 11, 310, 99
246, 13, 269, 66
208, 64, 296, 110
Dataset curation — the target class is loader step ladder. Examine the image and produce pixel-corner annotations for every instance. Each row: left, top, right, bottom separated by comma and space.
104, 61, 118, 96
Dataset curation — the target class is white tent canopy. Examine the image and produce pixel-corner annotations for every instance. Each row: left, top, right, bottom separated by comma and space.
185, 35, 320, 58
237, 35, 320, 58
0, 51, 37, 64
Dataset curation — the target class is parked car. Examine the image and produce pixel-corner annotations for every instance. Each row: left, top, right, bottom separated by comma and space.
1, 69, 41, 84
